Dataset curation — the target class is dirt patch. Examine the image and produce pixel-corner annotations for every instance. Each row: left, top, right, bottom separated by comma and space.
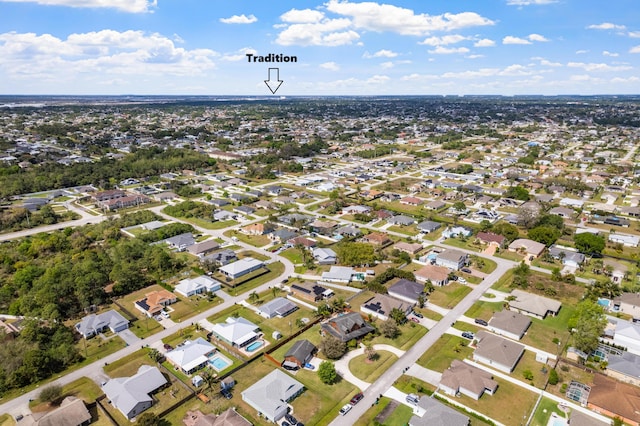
374, 399, 399, 424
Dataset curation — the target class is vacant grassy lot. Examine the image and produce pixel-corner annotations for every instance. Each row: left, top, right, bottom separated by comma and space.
349, 351, 398, 382
513, 350, 549, 389
417, 334, 473, 372
104, 348, 152, 377
428, 282, 472, 308
224, 229, 271, 247
465, 301, 504, 321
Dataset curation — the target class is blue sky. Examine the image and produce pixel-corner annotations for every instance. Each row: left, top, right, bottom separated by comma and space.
0, 0, 639, 95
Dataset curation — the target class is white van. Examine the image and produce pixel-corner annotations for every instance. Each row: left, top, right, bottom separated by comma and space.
339, 404, 352, 415
406, 393, 420, 405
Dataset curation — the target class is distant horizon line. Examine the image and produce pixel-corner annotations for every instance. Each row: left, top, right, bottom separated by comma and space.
1, 94, 640, 98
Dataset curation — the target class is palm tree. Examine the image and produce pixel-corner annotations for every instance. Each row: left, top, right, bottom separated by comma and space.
248, 291, 259, 304
148, 348, 163, 363
200, 369, 217, 395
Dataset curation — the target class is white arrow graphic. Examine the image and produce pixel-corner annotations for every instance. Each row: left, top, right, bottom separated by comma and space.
264, 67, 284, 94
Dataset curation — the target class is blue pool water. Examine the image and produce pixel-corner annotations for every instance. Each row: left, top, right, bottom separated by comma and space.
246, 341, 264, 352
597, 298, 610, 308
552, 419, 566, 426
208, 355, 231, 371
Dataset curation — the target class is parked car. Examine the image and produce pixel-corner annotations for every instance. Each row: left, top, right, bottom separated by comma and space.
285, 414, 298, 424
406, 393, 420, 405
461, 332, 475, 339
163, 343, 173, 351
339, 404, 352, 415
161, 310, 170, 319
410, 317, 420, 323
461, 267, 472, 273
412, 311, 424, 319
350, 392, 364, 405
457, 277, 467, 284
475, 318, 488, 326
282, 422, 291, 426
220, 389, 232, 400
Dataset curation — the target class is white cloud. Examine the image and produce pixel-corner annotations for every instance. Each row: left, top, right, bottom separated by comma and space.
630, 45, 640, 54
611, 76, 639, 83
538, 58, 562, 67
587, 22, 626, 30
325, 0, 494, 36
0, 30, 218, 79
567, 62, 632, 72
575, 49, 589, 54
466, 54, 484, 59
220, 14, 258, 24
628, 31, 640, 38
380, 61, 394, 69
221, 47, 257, 61
420, 35, 468, 46
320, 61, 340, 71
506, 0, 557, 5
474, 38, 495, 47
503, 36, 531, 45
0, 0, 155, 12
363, 49, 398, 58
602, 51, 619, 57
366, 75, 390, 84
528, 33, 549, 42
428, 46, 470, 54
280, 8, 325, 23
275, 18, 358, 46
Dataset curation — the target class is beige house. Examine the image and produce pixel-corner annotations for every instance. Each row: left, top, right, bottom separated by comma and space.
439, 360, 499, 400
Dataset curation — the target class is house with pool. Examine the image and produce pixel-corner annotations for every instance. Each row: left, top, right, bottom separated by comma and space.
165, 337, 232, 375
211, 317, 262, 350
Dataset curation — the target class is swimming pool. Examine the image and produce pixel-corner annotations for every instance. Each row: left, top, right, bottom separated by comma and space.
208, 354, 232, 371
597, 298, 610, 309
246, 341, 264, 352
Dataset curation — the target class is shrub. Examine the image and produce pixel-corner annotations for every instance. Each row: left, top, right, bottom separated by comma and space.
548, 369, 559, 385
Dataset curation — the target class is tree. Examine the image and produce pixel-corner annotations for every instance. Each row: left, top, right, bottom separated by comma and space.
527, 225, 561, 247
136, 412, 161, 426
335, 242, 376, 266
318, 361, 338, 384
148, 348, 163, 363
200, 369, 217, 395
518, 204, 541, 229
505, 185, 530, 201
568, 300, 607, 354
492, 222, 520, 243
574, 233, 606, 255
39, 384, 63, 404
248, 291, 259, 304
380, 319, 400, 339
548, 368, 559, 385
365, 343, 377, 361
452, 201, 467, 212
319, 335, 347, 359
389, 308, 407, 325
317, 303, 332, 318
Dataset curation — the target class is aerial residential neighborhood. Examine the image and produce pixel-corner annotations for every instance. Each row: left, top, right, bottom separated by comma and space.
0, 94, 640, 426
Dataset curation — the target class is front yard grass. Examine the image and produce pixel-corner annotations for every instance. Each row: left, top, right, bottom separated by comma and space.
521, 307, 574, 354
349, 351, 398, 382
512, 350, 549, 389
280, 247, 305, 264
530, 397, 567, 426
224, 229, 271, 247
104, 348, 151, 377
417, 334, 473, 372
428, 282, 472, 309
464, 301, 504, 321
369, 320, 428, 350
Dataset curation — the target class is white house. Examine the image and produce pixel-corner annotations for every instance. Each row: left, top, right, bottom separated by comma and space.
241, 369, 304, 422
174, 275, 222, 297
435, 249, 468, 271
219, 257, 265, 280
613, 320, 640, 356
257, 297, 298, 319
103, 365, 167, 419
609, 233, 640, 248
211, 317, 260, 348
165, 337, 216, 375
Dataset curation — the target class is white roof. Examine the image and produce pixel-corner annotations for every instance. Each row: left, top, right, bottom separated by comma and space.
103, 365, 167, 418
175, 275, 219, 295
241, 369, 304, 421
321, 266, 354, 281
212, 317, 259, 346
165, 337, 215, 372
219, 257, 263, 276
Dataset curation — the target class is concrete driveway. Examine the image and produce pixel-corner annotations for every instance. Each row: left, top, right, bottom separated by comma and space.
118, 329, 141, 346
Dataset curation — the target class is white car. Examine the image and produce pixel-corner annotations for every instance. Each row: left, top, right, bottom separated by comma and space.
161, 310, 170, 319
457, 277, 467, 284
339, 404, 352, 415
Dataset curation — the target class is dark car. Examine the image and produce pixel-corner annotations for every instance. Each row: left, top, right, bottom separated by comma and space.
350, 392, 364, 405
220, 389, 232, 400
163, 343, 173, 351
461, 267, 472, 273
282, 422, 291, 426
475, 318, 488, 326
285, 413, 298, 424
412, 312, 424, 319
461, 332, 475, 339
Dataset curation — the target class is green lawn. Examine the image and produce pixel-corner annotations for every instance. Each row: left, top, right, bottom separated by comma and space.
428, 282, 472, 309
349, 351, 399, 382
513, 350, 549, 389
214, 261, 285, 294
530, 397, 568, 426
388, 224, 420, 236
224, 230, 271, 247
370, 320, 428, 350
168, 293, 225, 323
383, 403, 415, 425
0, 414, 14, 426
104, 348, 151, 377
417, 334, 473, 372
443, 237, 481, 252
279, 248, 305, 264
464, 301, 504, 321
521, 307, 574, 354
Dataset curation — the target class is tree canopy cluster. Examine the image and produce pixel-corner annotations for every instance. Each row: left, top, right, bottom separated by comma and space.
334, 242, 376, 266
0, 205, 78, 232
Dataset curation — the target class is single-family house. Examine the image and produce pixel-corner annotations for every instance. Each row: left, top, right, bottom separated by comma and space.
282, 340, 317, 370
414, 265, 450, 287
218, 258, 265, 280
417, 220, 441, 234
212, 210, 236, 222
233, 205, 255, 216
400, 196, 423, 206
334, 225, 362, 237
409, 396, 470, 426
588, 374, 640, 426
257, 297, 298, 319
32, 396, 92, 426
186, 239, 220, 258
309, 219, 338, 235
75, 310, 129, 339
312, 247, 337, 265
439, 359, 499, 400
548, 245, 585, 268
241, 369, 304, 423
165, 337, 216, 375
509, 289, 562, 319
211, 317, 260, 348
508, 239, 546, 258
134, 289, 177, 317
442, 226, 473, 239
288, 236, 317, 249
435, 249, 468, 271
201, 249, 237, 267
549, 206, 576, 219
321, 312, 375, 342
163, 233, 196, 251
424, 200, 446, 211
613, 320, 640, 356
606, 351, 640, 385
103, 365, 167, 419
387, 215, 416, 226
473, 331, 525, 373
393, 241, 423, 255
321, 266, 355, 283
388, 279, 424, 304
175, 275, 221, 297
476, 232, 506, 247
269, 229, 298, 243
342, 205, 372, 215
290, 282, 333, 302
361, 294, 413, 321
241, 222, 274, 236
362, 232, 392, 246
613, 293, 640, 318
609, 233, 640, 248
488, 310, 531, 341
